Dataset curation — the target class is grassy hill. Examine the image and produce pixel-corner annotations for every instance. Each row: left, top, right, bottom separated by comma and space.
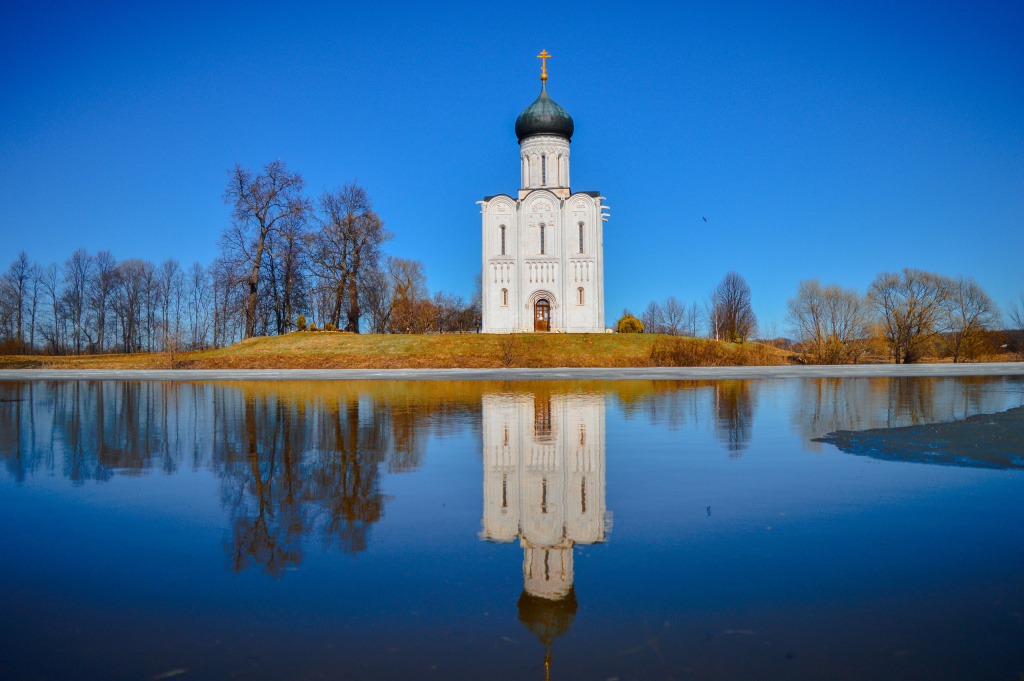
0, 332, 794, 370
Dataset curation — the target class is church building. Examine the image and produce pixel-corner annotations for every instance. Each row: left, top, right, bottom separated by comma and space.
480, 52, 608, 333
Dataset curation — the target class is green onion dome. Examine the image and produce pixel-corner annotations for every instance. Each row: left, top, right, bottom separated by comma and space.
515, 83, 574, 143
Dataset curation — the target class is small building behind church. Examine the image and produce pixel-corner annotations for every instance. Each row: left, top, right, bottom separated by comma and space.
480, 53, 608, 333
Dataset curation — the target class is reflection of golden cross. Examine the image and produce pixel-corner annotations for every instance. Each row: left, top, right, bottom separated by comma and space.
537, 49, 551, 82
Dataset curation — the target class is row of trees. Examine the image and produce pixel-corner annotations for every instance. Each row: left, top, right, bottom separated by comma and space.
219, 161, 478, 339
630, 269, 1023, 364
0, 161, 479, 355
636, 271, 759, 342
789, 268, 1014, 364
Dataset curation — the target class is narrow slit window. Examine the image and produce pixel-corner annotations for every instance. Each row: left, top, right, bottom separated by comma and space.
539, 224, 545, 255
578, 287, 584, 305
581, 477, 587, 514
500, 225, 506, 255
541, 156, 547, 185
541, 478, 548, 514
578, 222, 584, 253
501, 288, 508, 306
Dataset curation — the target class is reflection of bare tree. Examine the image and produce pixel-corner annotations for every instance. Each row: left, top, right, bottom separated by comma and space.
303, 397, 389, 555
616, 380, 759, 455
223, 395, 305, 577
0, 380, 484, 576
791, 377, 1023, 450
713, 381, 756, 455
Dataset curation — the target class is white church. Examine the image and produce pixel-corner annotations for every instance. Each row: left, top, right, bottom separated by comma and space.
480, 52, 608, 333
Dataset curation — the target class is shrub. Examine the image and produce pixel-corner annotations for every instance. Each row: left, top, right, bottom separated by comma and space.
309, 323, 317, 331
296, 314, 307, 331
323, 322, 337, 332
616, 314, 644, 334
650, 338, 785, 367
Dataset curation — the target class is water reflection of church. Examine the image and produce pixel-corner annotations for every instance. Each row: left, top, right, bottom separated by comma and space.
480, 392, 610, 677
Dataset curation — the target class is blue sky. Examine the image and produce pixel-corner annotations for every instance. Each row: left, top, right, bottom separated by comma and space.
2, 0, 1021, 332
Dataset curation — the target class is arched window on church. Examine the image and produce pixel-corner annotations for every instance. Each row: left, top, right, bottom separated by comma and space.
501, 288, 508, 306
541, 155, 547, 186
578, 287, 584, 305
500, 225, 506, 255
578, 222, 584, 253
539, 224, 545, 255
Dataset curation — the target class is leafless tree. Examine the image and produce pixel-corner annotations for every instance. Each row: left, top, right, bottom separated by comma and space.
4, 252, 31, 348
685, 302, 701, 338
89, 251, 117, 352
1007, 293, 1024, 360
938, 275, 1000, 362
387, 257, 430, 333
186, 262, 212, 348
222, 160, 310, 339
641, 301, 665, 334
308, 182, 391, 333
360, 267, 393, 333
113, 259, 153, 353
27, 261, 42, 350
156, 259, 184, 348
868, 268, 952, 364
710, 272, 757, 342
38, 263, 62, 353
63, 249, 94, 353
662, 296, 685, 335
787, 280, 873, 363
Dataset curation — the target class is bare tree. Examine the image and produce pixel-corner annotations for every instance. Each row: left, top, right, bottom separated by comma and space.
662, 296, 685, 336
222, 160, 310, 339
1007, 293, 1024, 360
156, 259, 185, 349
113, 259, 153, 352
937, 276, 1000, 362
27, 261, 42, 350
868, 268, 952, 364
90, 251, 117, 352
360, 267, 393, 334
63, 249, 94, 354
711, 272, 757, 342
4, 252, 31, 348
685, 302, 701, 337
387, 257, 430, 333
186, 262, 212, 348
309, 182, 391, 333
786, 280, 873, 364
38, 263, 62, 353
641, 301, 665, 335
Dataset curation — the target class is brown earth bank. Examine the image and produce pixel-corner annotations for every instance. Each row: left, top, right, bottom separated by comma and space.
0, 333, 793, 370
0, 332, 1018, 371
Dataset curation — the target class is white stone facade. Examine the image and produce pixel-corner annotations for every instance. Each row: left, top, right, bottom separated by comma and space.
480, 135, 607, 333
480, 392, 608, 600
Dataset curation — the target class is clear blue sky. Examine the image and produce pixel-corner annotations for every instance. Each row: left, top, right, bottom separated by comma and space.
2, 0, 1022, 332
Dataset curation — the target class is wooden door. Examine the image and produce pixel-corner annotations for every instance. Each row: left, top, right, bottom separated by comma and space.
534, 299, 550, 332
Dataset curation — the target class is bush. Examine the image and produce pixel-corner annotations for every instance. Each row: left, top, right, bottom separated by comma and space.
296, 314, 307, 331
323, 322, 337, 332
309, 323, 317, 331
650, 338, 785, 367
616, 314, 644, 334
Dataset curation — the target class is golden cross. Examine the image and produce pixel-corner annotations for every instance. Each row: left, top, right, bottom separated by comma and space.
537, 49, 551, 82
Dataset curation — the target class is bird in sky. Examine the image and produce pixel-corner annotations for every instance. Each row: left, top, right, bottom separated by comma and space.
703, 217, 707, 222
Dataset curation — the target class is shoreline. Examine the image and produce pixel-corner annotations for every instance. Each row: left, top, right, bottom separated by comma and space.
1, 362, 1023, 382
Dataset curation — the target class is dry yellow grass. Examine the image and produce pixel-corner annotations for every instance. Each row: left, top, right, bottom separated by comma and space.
0, 332, 796, 370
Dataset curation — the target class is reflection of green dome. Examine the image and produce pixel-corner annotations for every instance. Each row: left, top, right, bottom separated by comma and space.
517, 588, 578, 647
515, 83, 574, 142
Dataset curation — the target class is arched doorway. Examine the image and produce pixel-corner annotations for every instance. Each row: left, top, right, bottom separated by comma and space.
534, 299, 551, 332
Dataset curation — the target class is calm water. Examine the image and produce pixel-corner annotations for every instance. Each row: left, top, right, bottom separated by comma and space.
1, 377, 1023, 681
